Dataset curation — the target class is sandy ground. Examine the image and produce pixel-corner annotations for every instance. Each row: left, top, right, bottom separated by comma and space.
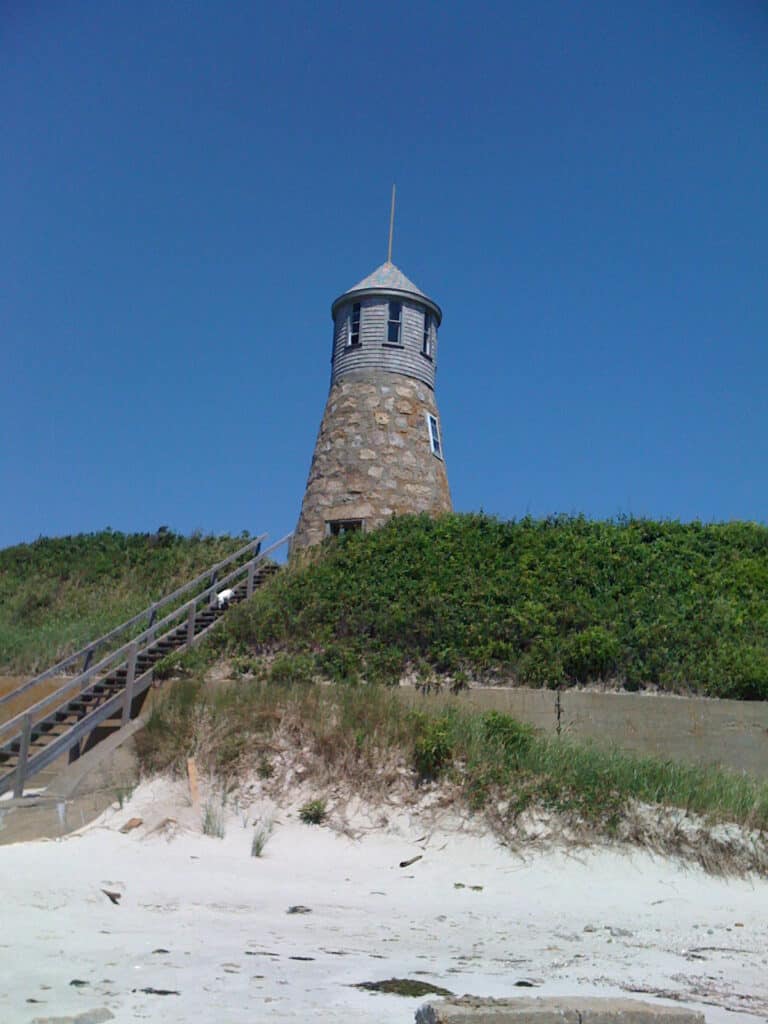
1, 778, 766, 1024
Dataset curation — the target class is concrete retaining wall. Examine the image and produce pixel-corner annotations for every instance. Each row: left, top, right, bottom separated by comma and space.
0, 717, 142, 845
402, 686, 768, 778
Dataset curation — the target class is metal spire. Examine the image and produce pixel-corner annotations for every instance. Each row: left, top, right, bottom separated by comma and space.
387, 184, 396, 263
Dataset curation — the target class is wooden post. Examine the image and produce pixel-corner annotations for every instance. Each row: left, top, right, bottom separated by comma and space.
13, 714, 32, 799
186, 603, 196, 648
147, 602, 158, 641
82, 647, 94, 673
187, 757, 200, 812
121, 642, 138, 726
246, 561, 256, 599
209, 570, 218, 609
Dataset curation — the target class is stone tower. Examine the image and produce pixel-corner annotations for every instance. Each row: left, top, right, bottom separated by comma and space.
293, 259, 452, 550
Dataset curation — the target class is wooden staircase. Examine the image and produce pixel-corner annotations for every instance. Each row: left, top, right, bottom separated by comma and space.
0, 533, 290, 799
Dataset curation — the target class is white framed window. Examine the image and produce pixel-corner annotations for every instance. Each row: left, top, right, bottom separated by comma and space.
422, 311, 433, 358
426, 413, 442, 458
347, 302, 361, 347
386, 301, 402, 344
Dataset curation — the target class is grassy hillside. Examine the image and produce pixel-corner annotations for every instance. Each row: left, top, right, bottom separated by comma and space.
5, 514, 768, 699
0, 528, 251, 673
223, 513, 768, 699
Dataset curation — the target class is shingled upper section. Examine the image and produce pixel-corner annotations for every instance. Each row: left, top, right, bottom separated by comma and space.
331, 260, 442, 323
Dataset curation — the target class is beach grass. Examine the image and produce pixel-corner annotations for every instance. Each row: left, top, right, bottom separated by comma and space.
136, 679, 768, 872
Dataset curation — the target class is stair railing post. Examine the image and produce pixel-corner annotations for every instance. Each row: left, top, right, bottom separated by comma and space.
186, 602, 197, 648
121, 642, 138, 726
13, 714, 32, 799
209, 570, 218, 609
147, 602, 158, 642
246, 561, 256, 599
82, 647, 94, 673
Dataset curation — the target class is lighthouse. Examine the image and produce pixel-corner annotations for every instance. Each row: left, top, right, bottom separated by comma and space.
293, 206, 452, 550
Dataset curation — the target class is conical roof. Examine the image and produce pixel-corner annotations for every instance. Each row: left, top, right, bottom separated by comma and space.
332, 261, 441, 322
349, 261, 427, 297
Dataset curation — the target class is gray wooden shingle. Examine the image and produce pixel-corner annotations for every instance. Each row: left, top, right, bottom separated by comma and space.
332, 260, 442, 324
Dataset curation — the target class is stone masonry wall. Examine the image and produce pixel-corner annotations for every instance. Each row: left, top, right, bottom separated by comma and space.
293, 370, 452, 550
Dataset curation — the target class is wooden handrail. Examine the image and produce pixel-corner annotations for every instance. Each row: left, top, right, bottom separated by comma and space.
0, 534, 266, 709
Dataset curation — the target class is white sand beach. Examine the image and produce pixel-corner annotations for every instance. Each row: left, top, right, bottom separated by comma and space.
1, 777, 766, 1024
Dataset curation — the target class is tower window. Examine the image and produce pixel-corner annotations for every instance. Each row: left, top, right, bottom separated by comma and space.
347, 303, 361, 347
326, 518, 364, 537
422, 312, 433, 358
426, 414, 443, 458
386, 302, 402, 345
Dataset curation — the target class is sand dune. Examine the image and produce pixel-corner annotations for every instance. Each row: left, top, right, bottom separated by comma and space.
1, 777, 766, 1024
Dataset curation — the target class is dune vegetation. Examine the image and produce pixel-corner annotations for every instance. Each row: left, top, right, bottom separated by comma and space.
136, 677, 768, 874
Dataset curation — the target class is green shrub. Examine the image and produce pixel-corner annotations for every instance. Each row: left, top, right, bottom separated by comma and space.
413, 714, 454, 780
298, 798, 327, 825
230, 653, 261, 677
481, 711, 534, 763
363, 647, 406, 686
315, 643, 360, 683
704, 645, 768, 701
268, 653, 315, 686
152, 650, 184, 680
562, 626, 620, 683
153, 642, 217, 681
516, 639, 565, 688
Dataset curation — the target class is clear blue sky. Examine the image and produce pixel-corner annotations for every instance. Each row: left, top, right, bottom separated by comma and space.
2, 1, 766, 549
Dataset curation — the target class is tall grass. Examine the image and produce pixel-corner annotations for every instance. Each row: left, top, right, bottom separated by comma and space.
251, 816, 274, 856
202, 797, 226, 839
0, 528, 251, 672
